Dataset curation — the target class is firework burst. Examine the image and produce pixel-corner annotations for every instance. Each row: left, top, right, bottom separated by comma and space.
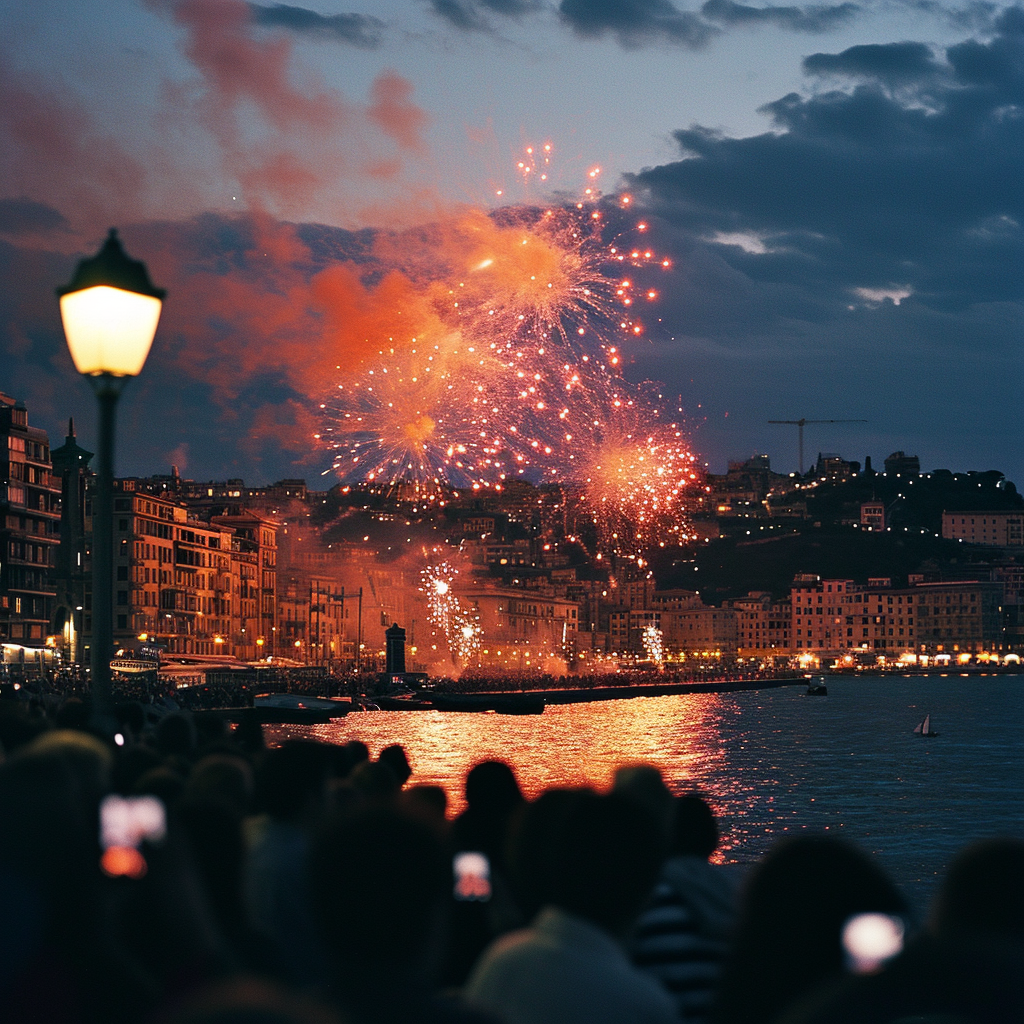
421, 561, 483, 664
450, 203, 666, 368
642, 625, 665, 668
563, 387, 702, 556
318, 153, 696, 543
321, 338, 545, 490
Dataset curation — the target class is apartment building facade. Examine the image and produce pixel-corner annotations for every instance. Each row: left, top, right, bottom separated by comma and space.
1, 395, 60, 648
107, 482, 280, 658
731, 591, 792, 657
942, 511, 1023, 547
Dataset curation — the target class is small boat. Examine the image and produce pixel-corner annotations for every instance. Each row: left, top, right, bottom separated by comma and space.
253, 693, 351, 717
913, 714, 939, 737
806, 678, 828, 696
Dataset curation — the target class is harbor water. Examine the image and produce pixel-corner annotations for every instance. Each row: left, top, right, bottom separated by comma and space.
268, 674, 1024, 918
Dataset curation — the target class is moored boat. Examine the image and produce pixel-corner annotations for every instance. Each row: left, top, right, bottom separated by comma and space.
253, 693, 351, 717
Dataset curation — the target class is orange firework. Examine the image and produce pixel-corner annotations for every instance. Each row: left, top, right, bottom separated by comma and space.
563, 388, 702, 557
319, 160, 691, 520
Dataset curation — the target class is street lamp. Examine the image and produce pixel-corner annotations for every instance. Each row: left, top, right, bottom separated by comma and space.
58, 229, 165, 727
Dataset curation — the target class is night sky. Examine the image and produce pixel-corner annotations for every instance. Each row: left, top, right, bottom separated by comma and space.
2, 0, 1021, 487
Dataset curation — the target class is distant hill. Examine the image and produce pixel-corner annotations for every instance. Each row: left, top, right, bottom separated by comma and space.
652, 524, 1011, 603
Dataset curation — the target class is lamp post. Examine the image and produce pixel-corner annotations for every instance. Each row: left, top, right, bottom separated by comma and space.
57, 229, 165, 727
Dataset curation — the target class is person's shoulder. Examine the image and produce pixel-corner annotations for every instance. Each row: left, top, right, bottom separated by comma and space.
465, 926, 543, 989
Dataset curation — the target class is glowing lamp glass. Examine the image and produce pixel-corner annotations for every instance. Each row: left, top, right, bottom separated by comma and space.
60, 285, 161, 377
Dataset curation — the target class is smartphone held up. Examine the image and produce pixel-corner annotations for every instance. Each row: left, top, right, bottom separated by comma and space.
99, 794, 166, 879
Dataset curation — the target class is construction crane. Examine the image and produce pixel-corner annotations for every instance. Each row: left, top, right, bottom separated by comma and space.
768, 418, 868, 475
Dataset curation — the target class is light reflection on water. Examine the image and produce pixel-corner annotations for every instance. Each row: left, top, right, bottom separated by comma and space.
268, 675, 1024, 915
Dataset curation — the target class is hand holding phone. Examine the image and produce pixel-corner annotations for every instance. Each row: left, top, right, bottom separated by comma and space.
99, 795, 166, 879
453, 851, 492, 902
842, 913, 904, 974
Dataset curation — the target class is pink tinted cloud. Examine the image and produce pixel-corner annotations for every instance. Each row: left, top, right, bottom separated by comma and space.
171, 0, 351, 134
368, 73, 429, 153
152, 0, 431, 219
0, 63, 147, 236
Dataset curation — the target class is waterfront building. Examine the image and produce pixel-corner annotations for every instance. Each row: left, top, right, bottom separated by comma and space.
0, 394, 60, 651
852, 582, 919, 653
791, 576, 855, 654
730, 591, 792, 657
210, 511, 279, 659
111, 482, 235, 656
788, 573, 1009, 659
941, 510, 1023, 547
912, 581, 1004, 655
463, 585, 579, 670
277, 573, 355, 665
660, 603, 739, 661
791, 576, 918, 656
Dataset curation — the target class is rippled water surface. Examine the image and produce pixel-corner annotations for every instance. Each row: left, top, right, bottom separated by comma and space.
268, 675, 1024, 915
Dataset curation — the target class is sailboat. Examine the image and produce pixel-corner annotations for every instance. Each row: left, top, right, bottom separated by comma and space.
913, 714, 939, 737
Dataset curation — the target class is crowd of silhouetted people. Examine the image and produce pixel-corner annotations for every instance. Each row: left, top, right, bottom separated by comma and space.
0, 686, 1021, 1024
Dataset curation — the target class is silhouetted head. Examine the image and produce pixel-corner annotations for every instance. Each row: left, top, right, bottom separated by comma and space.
464, 760, 523, 816
338, 740, 369, 777
54, 697, 91, 731
933, 838, 1024, 942
309, 805, 451, 987
0, 701, 49, 756
378, 744, 412, 786
511, 787, 666, 936
0, 749, 98, 935
134, 766, 186, 808
671, 794, 720, 859
30, 729, 113, 811
112, 744, 162, 795
348, 759, 402, 802
715, 835, 907, 1024
184, 754, 254, 817
115, 701, 147, 739
255, 741, 331, 824
613, 764, 674, 836
177, 798, 246, 927
156, 713, 198, 760
402, 784, 448, 825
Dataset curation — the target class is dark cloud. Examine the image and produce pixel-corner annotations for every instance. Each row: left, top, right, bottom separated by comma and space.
428, 0, 488, 30
425, 0, 541, 31
803, 41, 942, 82
628, 13, 1022, 304
907, 0, 1002, 34
701, 0, 859, 33
481, 0, 542, 14
249, 3, 384, 47
0, 198, 69, 235
556, 0, 862, 48
947, 3, 1024, 88
620, 13, 1023, 480
558, 0, 719, 48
